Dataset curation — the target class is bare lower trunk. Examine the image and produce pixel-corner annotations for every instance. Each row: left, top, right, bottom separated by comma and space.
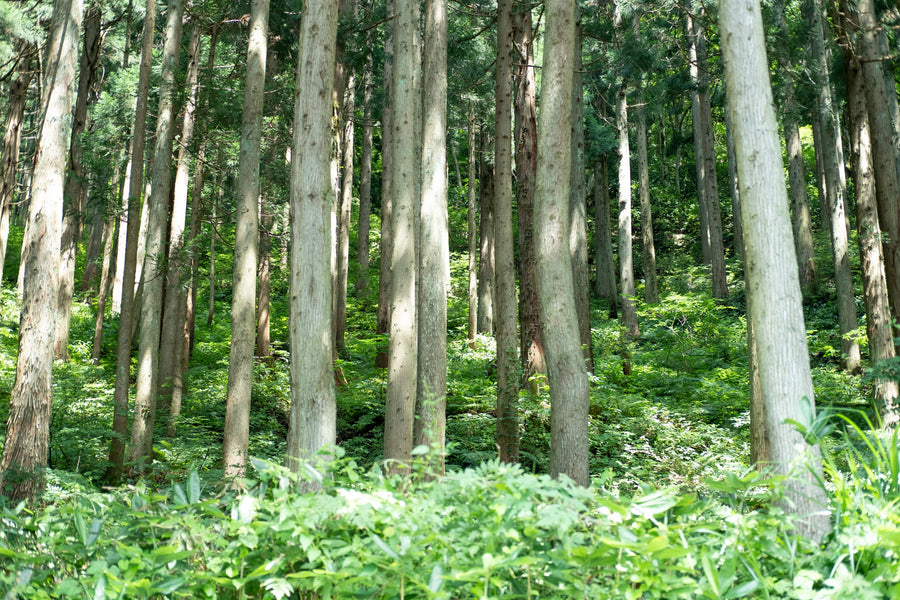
616, 87, 639, 338
91, 210, 117, 363
635, 95, 658, 304
356, 49, 374, 299
593, 160, 617, 317
256, 198, 272, 359
477, 150, 495, 334
374, 0, 394, 369
335, 71, 355, 353
467, 109, 478, 348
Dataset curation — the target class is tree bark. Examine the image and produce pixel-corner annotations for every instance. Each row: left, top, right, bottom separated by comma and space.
374, 0, 394, 369
414, 0, 449, 467
335, 70, 355, 353
356, 48, 374, 299
383, 0, 420, 470
256, 197, 272, 360
721, 0, 830, 540
617, 87, 640, 339
90, 208, 117, 364
285, 0, 340, 472
513, 2, 543, 378
467, 108, 478, 348
224, 0, 269, 477
129, 0, 185, 469
593, 158, 617, 317
0, 0, 82, 501
105, 0, 157, 484
536, 0, 590, 486
477, 138, 495, 335
846, 58, 900, 428
635, 91, 658, 304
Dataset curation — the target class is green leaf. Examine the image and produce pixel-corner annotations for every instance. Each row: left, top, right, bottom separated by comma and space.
87, 518, 102, 547
173, 483, 188, 505
187, 470, 201, 504
412, 445, 430, 456
724, 580, 759, 599
371, 534, 399, 560
54, 578, 81, 596
151, 576, 187, 595
428, 564, 443, 593
74, 509, 88, 546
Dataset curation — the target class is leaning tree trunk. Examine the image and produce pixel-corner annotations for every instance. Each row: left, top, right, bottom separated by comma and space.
224, 0, 269, 477
536, 0, 590, 486
285, 0, 340, 472
721, 0, 830, 541
0, 0, 82, 502
129, 0, 185, 469
105, 0, 157, 484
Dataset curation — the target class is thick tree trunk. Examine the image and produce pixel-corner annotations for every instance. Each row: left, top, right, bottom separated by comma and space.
0, 46, 32, 285
335, 71, 355, 353
467, 109, 478, 348
55, 3, 102, 361
494, 0, 520, 463
617, 88, 640, 339
808, 0, 861, 371
383, 0, 420, 470
414, 0, 449, 467
160, 24, 202, 438
0, 0, 82, 501
847, 59, 900, 428
374, 0, 394, 369
593, 159, 617, 317
721, 0, 830, 540
356, 49, 374, 299
224, 0, 268, 477
569, 13, 593, 373
536, 0, 590, 486
105, 0, 157, 484
129, 0, 185, 469
513, 3, 544, 378
635, 94, 658, 304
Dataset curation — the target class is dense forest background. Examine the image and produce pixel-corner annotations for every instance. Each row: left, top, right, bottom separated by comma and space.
0, 0, 899, 597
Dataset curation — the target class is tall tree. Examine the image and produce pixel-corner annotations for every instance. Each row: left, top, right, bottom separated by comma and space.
128, 0, 185, 468
285, 0, 340, 470
374, 0, 394, 369
477, 145, 495, 335
617, 87, 640, 338
335, 69, 355, 353
355, 48, 375, 298
383, 0, 421, 469
224, 0, 269, 478
467, 109, 478, 348
721, 0, 830, 540
593, 158, 617, 317
0, 0, 83, 501
414, 0, 449, 464
635, 94, 658, 304
105, 0, 157, 483
535, 0, 590, 486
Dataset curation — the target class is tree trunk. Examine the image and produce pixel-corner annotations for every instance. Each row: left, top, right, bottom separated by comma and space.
846, 58, 900, 428
90, 209, 117, 364
808, 0, 861, 372
285, 0, 340, 472
0, 46, 33, 286
494, 0, 520, 463
224, 0, 269, 477
0, 0, 82, 501
81, 210, 106, 292
569, 11, 593, 373
635, 91, 658, 304
356, 48, 374, 299
513, 2, 544, 378
414, 0, 449, 468
477, 140, 495, 335
160, 24, 202, 438
467, 108, 478, 348
721, 0, 830, 540
374, 0, 394, 369
105, 0, 157, 484
617, 87, 640, 338
55, 3, 102, 361
335, 71, 355, 353
536, 0, 590, 486
256, 197, 272, 360
207, 198, 217, 327
724, 105, 744, 261
382, 0, 420, 470
593, 158, 617, 317
129, 0, 185, 469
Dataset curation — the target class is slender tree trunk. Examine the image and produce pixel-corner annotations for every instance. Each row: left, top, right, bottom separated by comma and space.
847, 58, 900, 428
335, 71, 356, 353
356, 49, 374, 298
721, 0, 830, 540
374, 0, 394, 369
0, 0, 82, 501
207, 199, 217, 327
617, 88, 640, 338
536, 0, 590, 486
91, 209, 117, 364
513, 2, 543, 378
160, 24, 202, 437
55, 3, 102, 361
0, 46, 33, 285
593, 158, 617, 316
129, 0, 185, 468
724, 105, 744, 261
82, 211, 106, 292
477, 139, 495, 334
687, 12, 710, 267
414, 0, 449, 467
285, 0, 340, 472
383, 0, 420, 470
569, 11, 593, 373
467, 108, 478, 348
105, 0, 157, 484
256, 197, 272, 360
224, 0, 269, 477
635, 92, 658, 304
184, 158, 205, 360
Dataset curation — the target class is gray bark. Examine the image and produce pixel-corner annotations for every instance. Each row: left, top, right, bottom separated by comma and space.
617, 87, 639, 338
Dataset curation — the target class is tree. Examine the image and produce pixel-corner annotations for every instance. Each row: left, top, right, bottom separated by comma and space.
721, 0, 830, 539
0, 0, 82, 501
467, 108, 478, 348
374, 0, 394, 370
535, 0, 590, 486
616, 86, 640, 339
494, 0, 520, 463
129, 0, 185, 468
355, 48, 375, 299
285, 0, 340, 471
224, 0, 269, 478
415, 0, 449, 465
